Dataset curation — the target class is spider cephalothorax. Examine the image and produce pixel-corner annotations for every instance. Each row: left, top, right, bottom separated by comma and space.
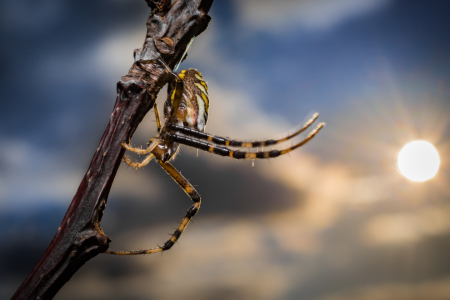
105, 60, 324, 255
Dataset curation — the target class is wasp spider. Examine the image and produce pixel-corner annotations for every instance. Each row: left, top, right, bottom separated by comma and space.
105, 60, 324, 255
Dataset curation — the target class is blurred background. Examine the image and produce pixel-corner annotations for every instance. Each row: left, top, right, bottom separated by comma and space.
1, 0, 450, 299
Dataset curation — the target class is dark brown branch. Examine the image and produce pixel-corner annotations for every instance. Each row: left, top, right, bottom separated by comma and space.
11, 1, 213, 299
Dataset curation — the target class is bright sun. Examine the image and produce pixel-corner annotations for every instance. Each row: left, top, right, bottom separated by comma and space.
397, 141, 440, 182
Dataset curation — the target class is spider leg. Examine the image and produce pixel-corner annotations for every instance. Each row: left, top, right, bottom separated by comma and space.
122, 139, 161, 169
105, 161, 201, 255
124, 153, 155, 169
165, 113, 319, 148
157, 58, 184, 125
163, 122, 325, 159
153, 102, 162, 132
122, 104, 161, 168
122, 138, 160, 155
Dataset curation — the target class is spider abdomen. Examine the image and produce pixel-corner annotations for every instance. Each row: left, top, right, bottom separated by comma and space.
165, 69, 209, 132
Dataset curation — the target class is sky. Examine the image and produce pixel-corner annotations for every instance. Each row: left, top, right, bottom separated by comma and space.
1, 0, 450, 299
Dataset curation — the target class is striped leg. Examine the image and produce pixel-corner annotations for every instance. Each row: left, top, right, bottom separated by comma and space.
105, 161, 201, 255
163, 122, 325, 159
166, 113, 320, 148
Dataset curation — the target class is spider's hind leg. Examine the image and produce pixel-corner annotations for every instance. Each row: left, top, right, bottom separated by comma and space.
105, 161, 201, 255
156, 161, 201, 251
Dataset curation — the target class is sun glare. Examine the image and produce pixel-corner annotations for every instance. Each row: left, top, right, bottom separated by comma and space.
397, 141, 440, 182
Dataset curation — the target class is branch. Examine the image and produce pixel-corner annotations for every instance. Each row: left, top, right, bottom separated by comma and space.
11, 1, 213, 299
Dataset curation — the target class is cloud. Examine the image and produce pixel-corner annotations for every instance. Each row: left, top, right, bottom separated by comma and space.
0, 0, 66, 32
234, 0, 391, 33
0, 138, 83, 208
318, 277, 450, 300
93, 28, 147, 83
32, 27, 145, 93
363, 206, 450, 246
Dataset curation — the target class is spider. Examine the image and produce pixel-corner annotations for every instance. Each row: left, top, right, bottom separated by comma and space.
105, 59, 324, 255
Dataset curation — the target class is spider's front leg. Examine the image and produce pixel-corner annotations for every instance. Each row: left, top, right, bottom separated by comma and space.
163, 122, 325, 160
105, 161, 201, 255
166, 113, 320, 148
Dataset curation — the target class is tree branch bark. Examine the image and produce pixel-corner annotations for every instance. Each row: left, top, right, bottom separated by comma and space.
12, 1, 213, 299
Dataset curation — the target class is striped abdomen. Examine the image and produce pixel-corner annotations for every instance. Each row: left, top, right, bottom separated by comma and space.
164, 69, 210, 132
